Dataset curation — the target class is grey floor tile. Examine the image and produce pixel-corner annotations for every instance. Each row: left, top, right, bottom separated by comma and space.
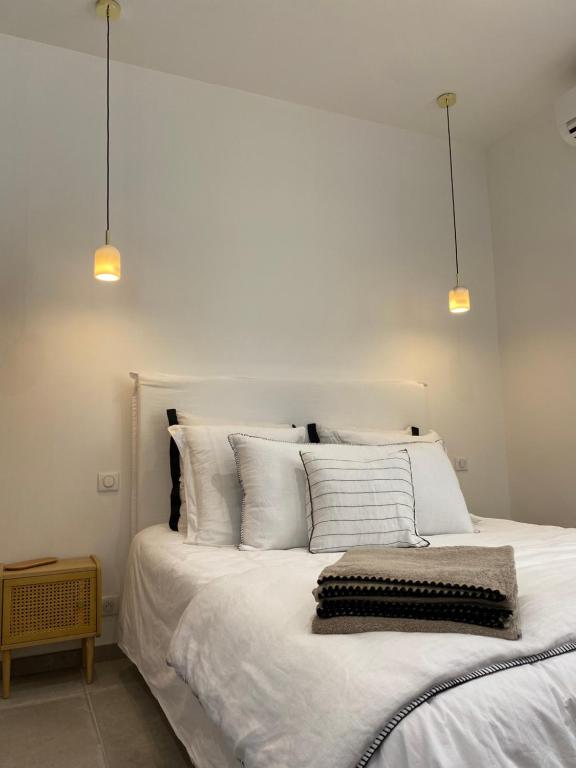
90, 683, 191, 767
89, 657, 143, 692
0, 695, 107, 768
0, 667, 84, 710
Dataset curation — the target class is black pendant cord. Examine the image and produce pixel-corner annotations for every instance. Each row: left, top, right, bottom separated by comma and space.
106, 5, 110, 244
445, 105, 459, 286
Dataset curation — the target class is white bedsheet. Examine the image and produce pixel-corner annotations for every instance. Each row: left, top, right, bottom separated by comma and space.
163, 517, 576, 768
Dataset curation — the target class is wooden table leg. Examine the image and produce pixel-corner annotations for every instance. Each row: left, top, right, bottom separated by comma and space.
83, 638, 94, 684
2, 650, 11, 699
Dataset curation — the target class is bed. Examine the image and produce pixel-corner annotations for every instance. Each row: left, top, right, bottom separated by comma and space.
119, 373, 576, 768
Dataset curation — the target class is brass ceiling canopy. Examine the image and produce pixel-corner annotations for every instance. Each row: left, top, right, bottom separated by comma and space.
436, 92, 457, 109
95, 0, 121, 21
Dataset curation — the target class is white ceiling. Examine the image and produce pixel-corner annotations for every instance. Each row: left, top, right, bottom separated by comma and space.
2, 0, 576, 144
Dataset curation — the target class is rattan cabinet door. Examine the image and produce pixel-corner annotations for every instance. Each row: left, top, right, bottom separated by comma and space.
2, 571, 97, 646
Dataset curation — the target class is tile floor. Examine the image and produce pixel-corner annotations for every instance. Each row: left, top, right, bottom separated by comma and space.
0, 654, 192, 768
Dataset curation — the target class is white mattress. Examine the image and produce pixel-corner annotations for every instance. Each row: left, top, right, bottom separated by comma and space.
119, 518, 576, 768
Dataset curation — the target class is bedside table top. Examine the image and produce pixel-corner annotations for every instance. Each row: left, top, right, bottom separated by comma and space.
0, 555, 99, 580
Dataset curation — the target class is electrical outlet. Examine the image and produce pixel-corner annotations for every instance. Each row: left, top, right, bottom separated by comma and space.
453, 457, 469, 472
98, 471, 120, 492
102, 595, 120, 616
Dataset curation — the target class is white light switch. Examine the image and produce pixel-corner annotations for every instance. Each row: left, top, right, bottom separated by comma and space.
453, 457, 469, 472
98, 471, 120, 492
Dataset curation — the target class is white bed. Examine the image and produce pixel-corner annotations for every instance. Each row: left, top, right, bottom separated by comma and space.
119, 373, 576, 768
121, 372, 430, 767
120, 519, 576, 768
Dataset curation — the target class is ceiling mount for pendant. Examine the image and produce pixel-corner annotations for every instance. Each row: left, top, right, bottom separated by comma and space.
436, 92, 456, 109
95, 0, 121, 21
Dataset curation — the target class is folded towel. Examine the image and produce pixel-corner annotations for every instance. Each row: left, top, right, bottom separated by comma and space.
312, 546, 520, 640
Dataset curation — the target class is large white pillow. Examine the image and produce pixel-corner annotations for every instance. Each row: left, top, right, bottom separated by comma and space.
316, 425, 442, 445
300, 446, 429, 554
228, 434, 313, 550
316, 427, 471, 535
169, 424, 307, 546
168, 411, 292, 535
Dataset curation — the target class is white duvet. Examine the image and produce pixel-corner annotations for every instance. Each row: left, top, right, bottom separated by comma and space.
168, 518, 576, 768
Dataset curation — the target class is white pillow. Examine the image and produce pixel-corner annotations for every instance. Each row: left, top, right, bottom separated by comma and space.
177, 477, 188, 536
316, 425, 441, 445
177, 412, 291, 427
227, 434, 313, 550
300, 446, 429, 554
169, 424, 307, 546
169, 412, 292, 535
315, 427, 471, 535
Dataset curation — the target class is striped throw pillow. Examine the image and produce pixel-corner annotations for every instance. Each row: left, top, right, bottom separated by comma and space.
301, 447, 429, 554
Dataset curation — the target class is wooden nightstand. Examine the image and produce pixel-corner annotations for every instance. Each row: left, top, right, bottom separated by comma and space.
0, 556, 101, 699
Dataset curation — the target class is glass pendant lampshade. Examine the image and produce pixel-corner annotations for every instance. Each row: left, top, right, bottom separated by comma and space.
449, 285, 470, 314
94, 243, 121, 281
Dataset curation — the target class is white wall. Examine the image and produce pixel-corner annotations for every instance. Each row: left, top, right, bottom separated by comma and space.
489, 107, 576, 528
0, 34, 509, 644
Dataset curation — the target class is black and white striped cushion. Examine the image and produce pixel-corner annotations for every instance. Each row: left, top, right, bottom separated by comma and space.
301, 447, 429, 554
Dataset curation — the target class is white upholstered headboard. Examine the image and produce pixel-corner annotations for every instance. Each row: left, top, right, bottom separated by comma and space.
130, 372, 429, 536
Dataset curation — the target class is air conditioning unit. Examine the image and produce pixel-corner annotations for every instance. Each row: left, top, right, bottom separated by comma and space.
556, 85, 576, 146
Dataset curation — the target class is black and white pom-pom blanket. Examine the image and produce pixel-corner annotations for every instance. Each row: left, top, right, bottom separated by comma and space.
313, 545, 520, 640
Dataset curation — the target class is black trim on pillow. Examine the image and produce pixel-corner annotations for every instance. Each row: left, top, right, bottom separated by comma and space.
307, 423, 320, 443
410, 426, 420, 436
167, 408, 181, 531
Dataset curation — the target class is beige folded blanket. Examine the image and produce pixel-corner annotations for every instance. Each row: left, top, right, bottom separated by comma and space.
313, 546, 520, 640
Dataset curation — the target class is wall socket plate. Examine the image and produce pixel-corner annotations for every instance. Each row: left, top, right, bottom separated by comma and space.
102, 595, 120, 616
98, 471, 120, 492
453, 457, 469, 472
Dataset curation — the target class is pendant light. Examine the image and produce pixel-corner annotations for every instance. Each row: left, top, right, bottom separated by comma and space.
437, 92, 470, 314
94, 0, 122, 282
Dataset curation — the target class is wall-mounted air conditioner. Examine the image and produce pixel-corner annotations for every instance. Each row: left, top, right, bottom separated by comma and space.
556, 85, 576, 146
